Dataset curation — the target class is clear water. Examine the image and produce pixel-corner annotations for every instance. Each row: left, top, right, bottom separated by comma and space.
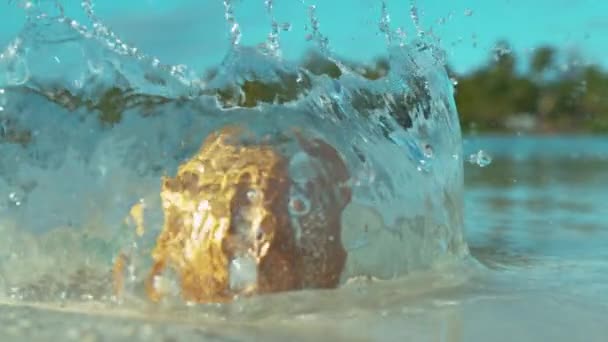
0, 2, 606, 341
1, 136, 606, 341
0, 0, 464, 290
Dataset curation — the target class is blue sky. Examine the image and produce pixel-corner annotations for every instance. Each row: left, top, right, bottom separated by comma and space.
1, 0, 606, 74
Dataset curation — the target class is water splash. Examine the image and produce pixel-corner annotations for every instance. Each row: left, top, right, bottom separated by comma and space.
0, 0, 466, 304
263, 0, 280, 56
379, 1, 392, 45
302, 2, 329, 54
223, 0, 242, 47
409, 0, 425, 38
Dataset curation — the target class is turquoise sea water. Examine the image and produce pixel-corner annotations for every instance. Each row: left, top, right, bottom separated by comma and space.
465, 135, 608, 263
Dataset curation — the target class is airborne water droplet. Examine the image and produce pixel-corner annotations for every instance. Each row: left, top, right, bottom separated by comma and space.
468, 150, 492, 167
8, 192, 23, 206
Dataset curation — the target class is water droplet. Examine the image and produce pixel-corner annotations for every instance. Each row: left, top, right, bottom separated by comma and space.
246, 189, 260, 202
223, 0, 242, 46
468, 150, 492, 167
229, 254, 257, 291
417, 159, 432, 173
8, 192, 23, 206
492, 43, 512, 61
379, 1, 392, 45
409, 1, 424, 37
304, 4, 329, 52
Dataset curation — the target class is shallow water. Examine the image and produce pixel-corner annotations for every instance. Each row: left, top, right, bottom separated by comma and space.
0, 135, 606, 341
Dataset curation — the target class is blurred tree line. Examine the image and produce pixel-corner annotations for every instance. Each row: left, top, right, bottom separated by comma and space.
453, 42, 608, 133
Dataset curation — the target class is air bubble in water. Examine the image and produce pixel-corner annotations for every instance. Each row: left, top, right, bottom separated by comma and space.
468, 150, 492, 167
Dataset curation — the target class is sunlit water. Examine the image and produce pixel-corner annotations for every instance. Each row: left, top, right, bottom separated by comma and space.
1, 135, 606, 341
0, 2, 607, 341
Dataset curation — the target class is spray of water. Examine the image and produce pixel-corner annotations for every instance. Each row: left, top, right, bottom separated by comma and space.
223, 0, 242, 47
0, 0, 466, 304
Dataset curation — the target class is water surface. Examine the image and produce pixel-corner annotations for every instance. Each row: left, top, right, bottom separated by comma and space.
0, 135, 606, 341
